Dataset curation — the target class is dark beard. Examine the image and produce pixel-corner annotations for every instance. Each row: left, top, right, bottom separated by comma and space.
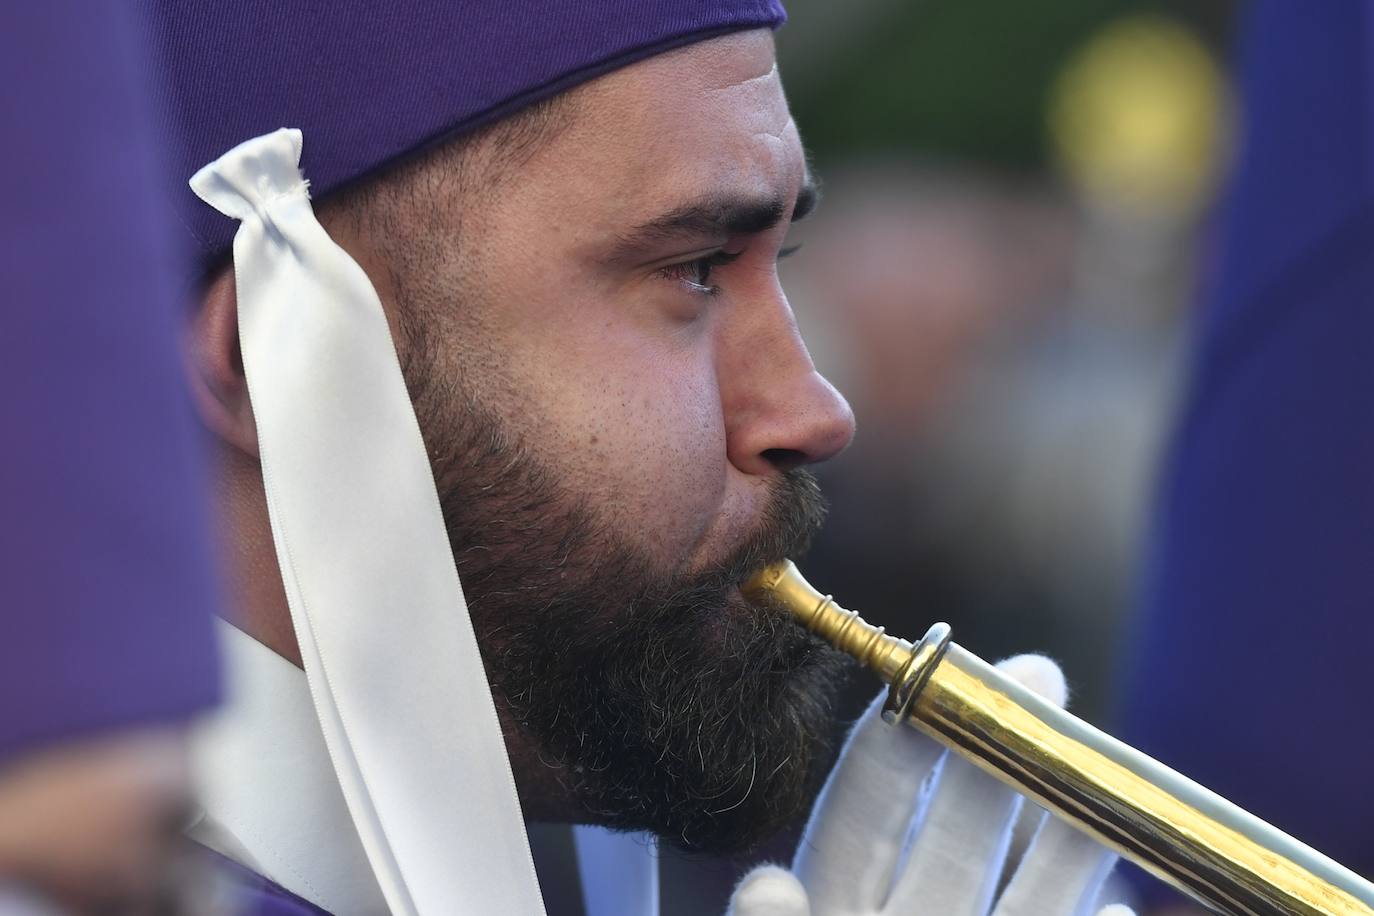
408, 365, 846, 854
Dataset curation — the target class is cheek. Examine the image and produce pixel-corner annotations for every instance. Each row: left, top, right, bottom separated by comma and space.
516, 329, 729, 563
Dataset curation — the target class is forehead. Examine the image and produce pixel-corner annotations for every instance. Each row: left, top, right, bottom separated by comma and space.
506, 30, 804, 230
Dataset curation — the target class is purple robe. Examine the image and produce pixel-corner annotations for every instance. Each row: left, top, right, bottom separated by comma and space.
0, 3, 221, 762
1118, 0, 1374, 899
199, 847, 332, 916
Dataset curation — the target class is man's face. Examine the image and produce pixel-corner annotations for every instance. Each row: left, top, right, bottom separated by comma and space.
330, 29, 855, 852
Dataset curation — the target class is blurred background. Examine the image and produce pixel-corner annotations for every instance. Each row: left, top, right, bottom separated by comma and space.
651, 0, 1241, 912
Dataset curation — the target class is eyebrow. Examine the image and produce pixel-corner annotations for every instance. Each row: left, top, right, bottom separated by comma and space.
609, 176, 819, 260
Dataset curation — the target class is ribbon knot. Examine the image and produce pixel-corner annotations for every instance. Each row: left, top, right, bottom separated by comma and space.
191, 128, 307, 224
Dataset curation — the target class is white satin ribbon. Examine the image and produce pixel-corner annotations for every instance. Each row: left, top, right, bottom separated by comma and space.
190, 128, 546, 916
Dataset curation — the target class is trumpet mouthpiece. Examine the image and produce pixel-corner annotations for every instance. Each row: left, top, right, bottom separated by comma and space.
742, 560, 915, 684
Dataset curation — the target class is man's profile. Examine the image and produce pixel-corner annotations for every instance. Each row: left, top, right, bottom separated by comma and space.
160, 1, 856, 906
151, 3, 1126, 914
193, 28, 853, 849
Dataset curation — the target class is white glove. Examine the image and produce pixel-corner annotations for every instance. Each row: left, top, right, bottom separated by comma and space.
728, 655, 1134, 916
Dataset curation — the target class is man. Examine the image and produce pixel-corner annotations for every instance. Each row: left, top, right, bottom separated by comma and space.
147, 2, 1129, 912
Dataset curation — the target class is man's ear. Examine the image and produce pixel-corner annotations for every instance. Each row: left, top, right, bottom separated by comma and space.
184, 267, 258, 457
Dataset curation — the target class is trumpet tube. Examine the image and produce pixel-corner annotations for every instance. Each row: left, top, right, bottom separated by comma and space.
742, 560, 1374, 916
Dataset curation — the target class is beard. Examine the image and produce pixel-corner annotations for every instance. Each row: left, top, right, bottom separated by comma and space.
403, 350, 846, 855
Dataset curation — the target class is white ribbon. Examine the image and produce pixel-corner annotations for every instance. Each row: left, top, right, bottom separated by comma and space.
190, 128, 547, 915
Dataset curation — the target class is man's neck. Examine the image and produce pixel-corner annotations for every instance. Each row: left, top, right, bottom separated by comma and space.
214, 449, 302, 667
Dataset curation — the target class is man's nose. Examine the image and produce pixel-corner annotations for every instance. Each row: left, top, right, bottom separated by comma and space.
721, 312, 856, 476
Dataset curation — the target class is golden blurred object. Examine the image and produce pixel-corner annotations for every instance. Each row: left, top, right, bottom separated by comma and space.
1049, 15, 1230, 215
744, 561, 1374, 916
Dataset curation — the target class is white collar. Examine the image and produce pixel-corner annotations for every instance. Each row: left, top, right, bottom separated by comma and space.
188, 620, 390, 915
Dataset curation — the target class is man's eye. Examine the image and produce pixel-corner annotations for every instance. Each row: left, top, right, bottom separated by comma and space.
658, 250, 742, 295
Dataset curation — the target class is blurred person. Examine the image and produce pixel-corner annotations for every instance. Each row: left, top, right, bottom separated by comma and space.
1, 3, 222, 911
143, 1, 1131, 912
1119, 2, 1374, 911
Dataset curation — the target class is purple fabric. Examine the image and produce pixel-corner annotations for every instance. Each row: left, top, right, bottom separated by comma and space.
0, 3, 222, 763
196, 846, 332, 916
1118, 0, 1374, 899
139, 0, 786, 276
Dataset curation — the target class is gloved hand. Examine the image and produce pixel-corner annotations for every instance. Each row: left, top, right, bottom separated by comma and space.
728, 655, 1134, 916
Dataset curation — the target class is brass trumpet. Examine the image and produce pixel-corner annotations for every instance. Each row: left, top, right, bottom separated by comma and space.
743, 561, 1374, 916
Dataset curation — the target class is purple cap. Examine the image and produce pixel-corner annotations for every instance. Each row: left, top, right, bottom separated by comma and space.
141, 0, 786, 275
1, 3, 221, 762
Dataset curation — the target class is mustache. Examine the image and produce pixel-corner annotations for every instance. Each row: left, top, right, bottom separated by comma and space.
666, 468, 827, 597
